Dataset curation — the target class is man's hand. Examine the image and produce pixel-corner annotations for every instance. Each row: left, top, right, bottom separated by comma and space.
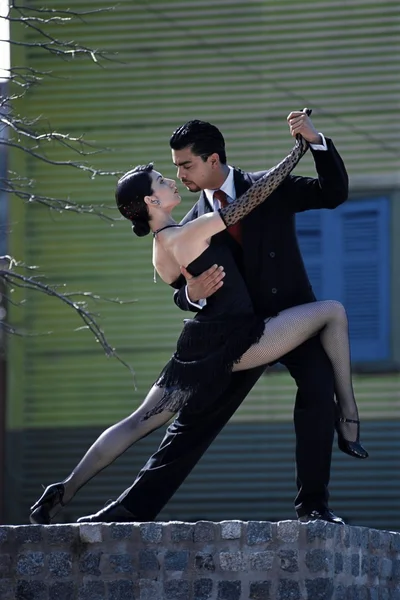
180, 264, 225, 303
287, 108, 322, 145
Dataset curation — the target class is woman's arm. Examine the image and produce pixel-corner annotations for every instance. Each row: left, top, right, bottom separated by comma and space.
164, 137, 309, 266
219, 136, 308, 228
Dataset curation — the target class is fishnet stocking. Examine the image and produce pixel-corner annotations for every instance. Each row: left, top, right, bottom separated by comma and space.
59, 385, 174, 508
233, 300, 360, 442
220, 136, 308, 227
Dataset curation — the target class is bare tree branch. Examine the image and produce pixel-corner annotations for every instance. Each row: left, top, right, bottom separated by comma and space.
0, 256, 136, 380
3, 2, 120, 64
0, 3, 136, 374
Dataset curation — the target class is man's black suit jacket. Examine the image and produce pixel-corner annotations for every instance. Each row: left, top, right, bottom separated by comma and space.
173, 138, 348, 318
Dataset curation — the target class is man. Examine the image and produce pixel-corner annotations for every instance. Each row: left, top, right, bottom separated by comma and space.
78, 110, 349, 524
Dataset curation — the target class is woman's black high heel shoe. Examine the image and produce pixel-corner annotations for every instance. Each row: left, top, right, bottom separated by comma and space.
336, 418, 369, 459
29, 483, 65, 524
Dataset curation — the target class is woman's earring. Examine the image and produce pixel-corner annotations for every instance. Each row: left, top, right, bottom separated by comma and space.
151, 199, 161, 206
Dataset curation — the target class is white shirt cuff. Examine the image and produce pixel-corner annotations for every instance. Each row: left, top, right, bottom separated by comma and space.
309, 133, 327, 151
185, 285, 206, 309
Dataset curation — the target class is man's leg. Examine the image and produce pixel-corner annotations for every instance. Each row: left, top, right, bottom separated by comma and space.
81, 366, 265, 521
279, 335, 336, 517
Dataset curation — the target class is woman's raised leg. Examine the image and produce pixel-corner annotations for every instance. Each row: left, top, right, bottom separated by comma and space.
233, 300, 367, 458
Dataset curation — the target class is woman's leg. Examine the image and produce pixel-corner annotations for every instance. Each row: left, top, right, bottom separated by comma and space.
32, 385, 175, 520
233, 300, 360, 442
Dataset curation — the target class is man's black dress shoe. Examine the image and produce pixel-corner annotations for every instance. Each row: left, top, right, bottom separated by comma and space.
298, 508, 345, 525
77, 501, 139, 523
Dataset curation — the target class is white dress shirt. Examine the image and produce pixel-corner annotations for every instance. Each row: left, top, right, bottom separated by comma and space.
185, 134, 328, 309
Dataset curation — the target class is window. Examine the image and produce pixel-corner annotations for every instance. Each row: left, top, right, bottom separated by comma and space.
296, 198, 390, 362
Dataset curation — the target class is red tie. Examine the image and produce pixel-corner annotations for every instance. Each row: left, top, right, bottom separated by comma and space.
213, 189, 242, 245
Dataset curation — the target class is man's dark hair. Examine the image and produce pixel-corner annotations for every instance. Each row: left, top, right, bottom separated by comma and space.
169, 120, 227, 164
115, 163, 154, 237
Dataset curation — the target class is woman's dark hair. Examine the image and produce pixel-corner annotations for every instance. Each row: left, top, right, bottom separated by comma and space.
115, 163, 154, 237
169, 120, 227, 164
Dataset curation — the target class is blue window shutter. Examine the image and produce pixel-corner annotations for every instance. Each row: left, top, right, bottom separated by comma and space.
337, 199, 390, 361
295, 211, 324, 299
296, 198, 390, 362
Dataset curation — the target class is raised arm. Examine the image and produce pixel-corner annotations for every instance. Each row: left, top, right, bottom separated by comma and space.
162, 137, 309, 268
219, 136, 308, 228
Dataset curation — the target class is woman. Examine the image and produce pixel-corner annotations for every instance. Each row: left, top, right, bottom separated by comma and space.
30, 136, 367, 525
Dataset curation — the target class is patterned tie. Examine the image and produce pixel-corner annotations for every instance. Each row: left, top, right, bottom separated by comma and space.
213, 189, 242, 244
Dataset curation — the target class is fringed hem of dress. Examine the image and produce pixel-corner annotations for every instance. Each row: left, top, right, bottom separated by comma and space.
142, 315, 267, 419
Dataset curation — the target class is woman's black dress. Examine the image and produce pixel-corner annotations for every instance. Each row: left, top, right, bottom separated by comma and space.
145, 242, 266, 417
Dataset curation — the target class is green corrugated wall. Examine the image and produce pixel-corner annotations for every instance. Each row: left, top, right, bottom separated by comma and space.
6, 0, 400, 528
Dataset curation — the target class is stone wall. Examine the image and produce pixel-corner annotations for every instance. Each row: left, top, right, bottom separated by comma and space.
0, 520, 399, 599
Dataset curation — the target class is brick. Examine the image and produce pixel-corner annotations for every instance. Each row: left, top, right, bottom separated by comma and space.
78, 581, 105, 600
15, 526, 42, 544
278, 549, 299, 573
277, 520, 299, 543
140, 523, 162, 543
391, 588, 400, 600
139, 550, 159, 571
278, 579, 301, 600
249, 551, 274, 571
247, 521, 272, 545
79, 524, 102, 544
369, 529, 380, 549
337, 525, 350, 548
343, 554, 352, 575
47, 525, 76, 545
305, 578, 334, 600
346, 585, 369, 600
305, 549, 332, 573
110, 524, 133, 540
194, 579, 213, 600
79, 551, 102, 576
351, 553, 360, 576
380, 531, 391, 552
360, 527, 369, 550
306, 521, 335, 543
221, 520, 242, 540
334, 552, 343, 574
49, 552, 72, 577
361, 555, 369, 576
369, 588, 379, 600
0, 579, 15, 600
108, 580, 136, 600
195, 552, 215, 572
334, 584, 346, 600
378, 588, 390, 600
49, 582, 75, 600
0, 526, 8, 543
16, 552, 45, 576
109, 554, 134, 574
139, 579, 162, 600
250, 581, 271, 599
16, 580, 47, 600
369, 555, 380, 578
165, 550, 189, 571
217, 580, 241, 600
194, 521, 215, 542
170, 522, 194, 542
0, 554, 11, 577
220, 551, 246, 572
164, 580, 190, 600
393, 559, 400, 583
391, 533, 400, 553
350, 527, 362, 548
